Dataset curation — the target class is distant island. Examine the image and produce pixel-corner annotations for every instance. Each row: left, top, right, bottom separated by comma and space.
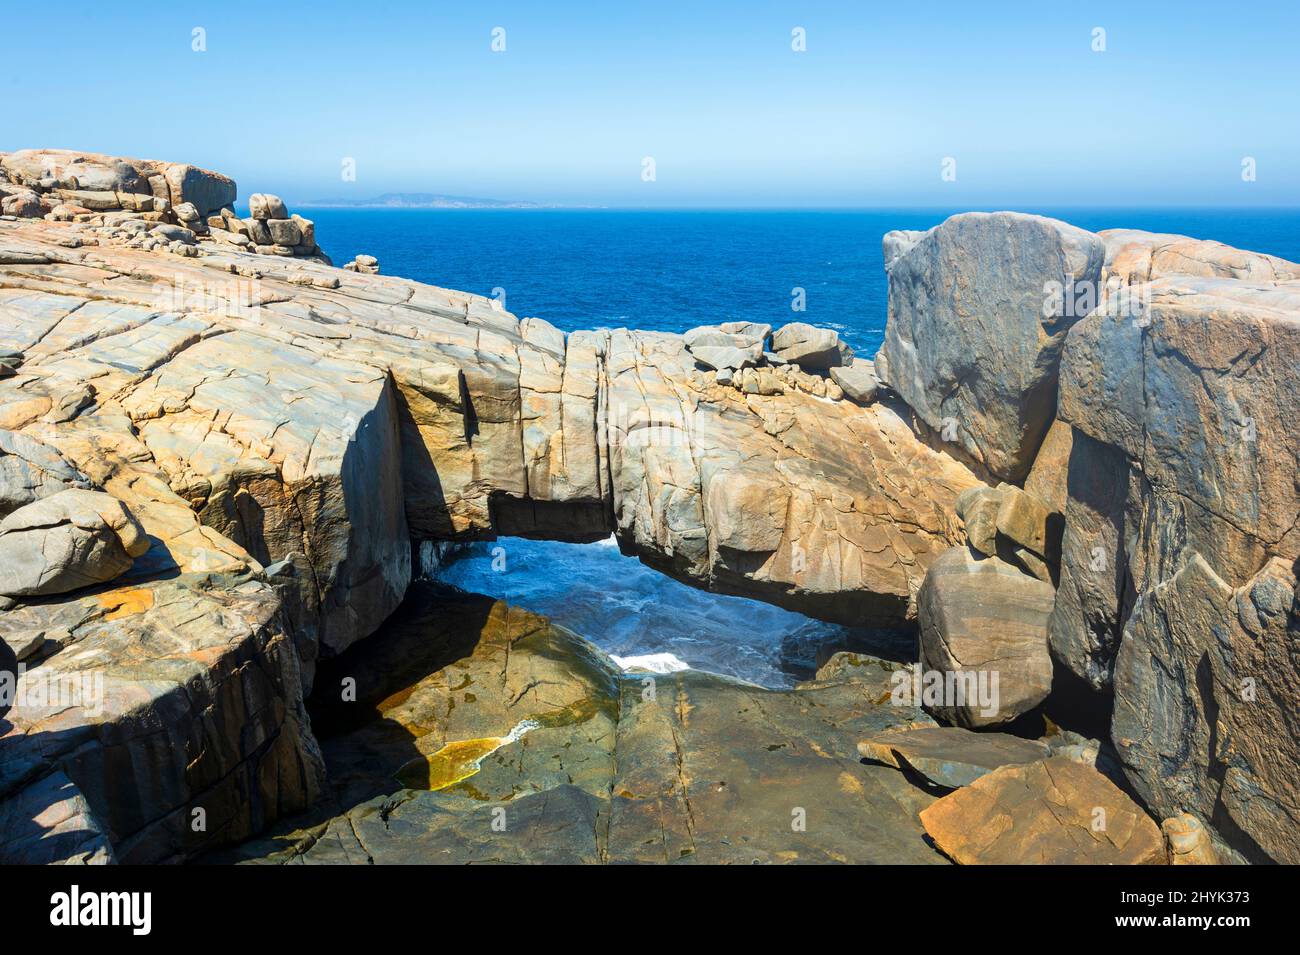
305, 192, 555, 209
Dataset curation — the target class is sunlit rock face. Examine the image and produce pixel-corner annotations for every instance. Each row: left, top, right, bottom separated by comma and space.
878, 212, 1104, 484
1054, 233, 1300, 863
3, 148, 1300, 867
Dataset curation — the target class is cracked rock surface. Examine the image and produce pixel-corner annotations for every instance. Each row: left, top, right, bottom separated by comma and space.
219, 586, 945, 865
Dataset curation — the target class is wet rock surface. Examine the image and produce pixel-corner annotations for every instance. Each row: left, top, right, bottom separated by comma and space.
218, 585, 946, 865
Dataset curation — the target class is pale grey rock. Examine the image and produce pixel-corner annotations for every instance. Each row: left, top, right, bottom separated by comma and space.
917, 546, 1055, 728
150, 223, 195, 244
719, 321, 771, 342
247, 193, 288, 220
0, 428, 89, 516
268, 217, 301, 246
771, 322, 844, 369
882, 229, 925, 273
689, 342, 762, 371
244, 218, 272, 244
881, 212, 1104, 482
829, 358, 879, 404
0, 489, 150, 597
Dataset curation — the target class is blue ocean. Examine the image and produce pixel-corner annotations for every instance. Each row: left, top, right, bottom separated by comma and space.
304, 207, 1300, 686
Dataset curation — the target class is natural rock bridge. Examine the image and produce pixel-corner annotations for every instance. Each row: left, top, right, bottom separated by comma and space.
2, 149, 1298, 865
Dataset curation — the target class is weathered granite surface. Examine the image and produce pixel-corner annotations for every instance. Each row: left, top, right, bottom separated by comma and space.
0, 204, 982, 636
3, 148, 1299, 865
1056, 232, 1300, 862
879, 212, 1104, 483
0, 571, 324, 864
0, 149, 985, 862
919, 756, 1166, 865
219, 586, 946, 865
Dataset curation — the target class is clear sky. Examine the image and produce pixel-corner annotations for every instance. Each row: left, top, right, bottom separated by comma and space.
4, 1, 1297, 207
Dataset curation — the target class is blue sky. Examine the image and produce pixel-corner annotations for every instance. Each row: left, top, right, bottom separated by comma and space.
3, 1, 1297, 207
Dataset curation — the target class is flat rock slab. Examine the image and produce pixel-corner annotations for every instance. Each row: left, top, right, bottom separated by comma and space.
605, 669, 944, 864
919, 756, 1165, 864
858, 726, 1049, 789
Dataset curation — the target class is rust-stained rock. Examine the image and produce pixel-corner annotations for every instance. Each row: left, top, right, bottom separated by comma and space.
919, 757, 1165, 865
1162, 812, 1218, 865
223, 587, 946, 865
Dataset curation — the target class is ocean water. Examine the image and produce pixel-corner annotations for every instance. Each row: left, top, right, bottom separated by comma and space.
305, 206, 1300, 686
306, 206, 1300, 357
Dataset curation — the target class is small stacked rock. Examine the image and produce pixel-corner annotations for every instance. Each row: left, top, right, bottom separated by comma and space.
829, 358, 879, 405
682, 320, 878, 406
682, 322, 769, 373
955, 483, 1061, 583
343, 253, 380, 274
222, 192, 326, 261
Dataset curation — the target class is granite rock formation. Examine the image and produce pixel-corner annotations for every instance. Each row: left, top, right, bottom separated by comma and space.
219, 586, 945, 865
916, 546, 1055, 727
0, 148, 985, 862
2, 149, 1299, 865
919, 756, 1166, 865
879, 212, 1104, 483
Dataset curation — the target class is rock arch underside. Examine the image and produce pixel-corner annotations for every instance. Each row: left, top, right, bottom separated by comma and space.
0, 149, 1297, 865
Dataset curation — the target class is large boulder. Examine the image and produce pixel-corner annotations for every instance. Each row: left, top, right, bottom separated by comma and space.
829, 358, 879, 405
248, 193, 289, 221
0, 489, 149, 598
880, 212, 1104, 482
770, 322, 846, 369
919, 757, 1166, 864
0, 429, 89, 517
917, 546, 1055, 727
163, 163, 236, 217
0, 572, 324, 863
